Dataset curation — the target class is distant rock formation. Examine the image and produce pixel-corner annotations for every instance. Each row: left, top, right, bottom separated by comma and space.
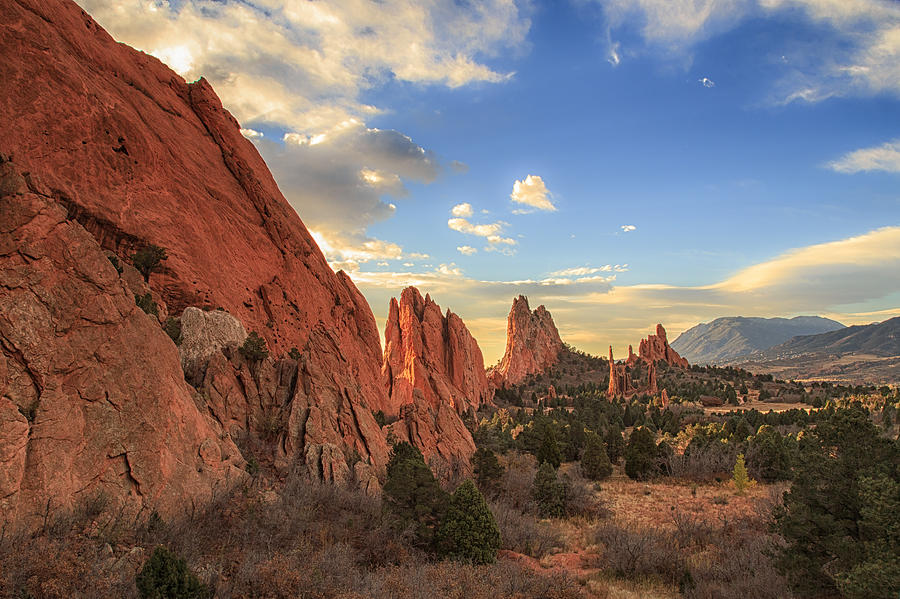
0, 157, 245, 526
488, 296, 565, 386
628, 324, 690, 369
607, 346, 634, 398
383, 287, 491, 417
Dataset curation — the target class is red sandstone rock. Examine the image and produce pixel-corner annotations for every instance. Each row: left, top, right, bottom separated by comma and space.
660, 388, 670, 408
488, 296, 564, 387
607, 346, 634, 398
0, 0, 420, 496
628, 324, 689, 369
0, 161, 245, 526
382, 287, 491, 418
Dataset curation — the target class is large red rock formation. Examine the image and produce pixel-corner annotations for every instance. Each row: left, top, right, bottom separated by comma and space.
383, 287, 491, 418
627, 324, 689, 369
0, 0, 479, 518
488, 296, 564, 387
0, 157, 245, 526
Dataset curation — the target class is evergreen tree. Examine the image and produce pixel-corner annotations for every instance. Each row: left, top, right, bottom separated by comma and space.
238, 331, 269, 362
773, 406, 900, 597
136, 546, 210, 599
536, 424, 562, 468
604, 425, 625, 463
471, 447, 504, 494
382, 442, 449, 549
746, 425, 792, 482
531, 462, 569, 518
624, 427, 657, 480
580, 432, 613, 481
436, 480, 501, 564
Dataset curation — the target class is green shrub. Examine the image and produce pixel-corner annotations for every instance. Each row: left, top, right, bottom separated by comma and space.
535, 424, 562, 468
746, 425, 791, 482
164, 317, 182, 346
436, 479, 501, 564
472, 447, 504, 493
373, 410, 387, 428
624, 427, 657, 481
288, 347, 301, 361
135, 293, 158, 317
382, 442, 448, 549
605, 425, 625, 463
132, 244, 167, 283
531, 462, 568, 518
239, 331, 269, 362
136, 545, 210, 599
580, 432, 613, 481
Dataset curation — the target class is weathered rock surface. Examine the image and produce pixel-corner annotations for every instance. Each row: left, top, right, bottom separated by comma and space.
0, 158, 244, 526
607, 347, 634, 398
488, 296, 564, 387
628, 324, 690, 369
179, 307, 247, 385
383, 287, 491, 418
0, 0, 410, 496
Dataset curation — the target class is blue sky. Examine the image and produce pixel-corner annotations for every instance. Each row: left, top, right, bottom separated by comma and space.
79, 0, 900, 362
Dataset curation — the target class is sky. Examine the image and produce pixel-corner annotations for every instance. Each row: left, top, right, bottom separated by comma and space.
78, 0, 900, 364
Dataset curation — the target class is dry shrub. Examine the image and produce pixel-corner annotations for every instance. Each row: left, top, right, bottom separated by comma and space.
498, 451, 538, 511
664, 444, 737, 481
488, 499, 564, 557
685, 535, 791, 599
593, 522, 690, 588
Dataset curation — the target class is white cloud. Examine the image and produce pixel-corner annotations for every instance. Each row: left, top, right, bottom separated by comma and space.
77, 0, 531, 274
699, 77, 715, 88
827, 139, 900, 173
591, 0, 900, 104
457, 245, 478, 255
608, 40, 622, 66
621, 224, 637, 232
451, 202, 474, 217
510, 174, 557, 212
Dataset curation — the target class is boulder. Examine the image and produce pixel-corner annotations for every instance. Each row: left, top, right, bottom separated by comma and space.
179, 307, 247, 385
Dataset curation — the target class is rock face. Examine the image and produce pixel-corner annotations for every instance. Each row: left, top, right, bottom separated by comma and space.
628, 324, 689, 369
488, 296, 565, 387
0, 157, 245, 526
179, 307, 247, 385
383, 287, 491, 418
607, 347, 634, 398
0, 0, 480, 521
381, 287, 485, 475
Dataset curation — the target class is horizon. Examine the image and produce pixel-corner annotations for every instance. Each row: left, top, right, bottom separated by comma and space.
77, 0, 900, 363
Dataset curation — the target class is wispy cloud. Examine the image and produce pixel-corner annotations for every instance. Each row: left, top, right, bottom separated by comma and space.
827, 139, 900, 173
510, 174, 557, 213
621, 224, 636, 232
699, 77, 715, 88
591, 0, 900, 104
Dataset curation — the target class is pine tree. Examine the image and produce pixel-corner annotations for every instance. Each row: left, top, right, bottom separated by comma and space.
580, 432, 613, 481
131, 244, 168, 283
471, 447, 504, 493
604, 425, 625, 463
532, 461, 569, 518
624, 427, 657, 480
136, 546, 210, 599
536, 424, 562, 468
436, 480, 501, 564
382, 442, 449, 549
732, 453, 755, 495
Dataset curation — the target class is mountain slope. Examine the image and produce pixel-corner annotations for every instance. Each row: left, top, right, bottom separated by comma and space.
759, 316, 900, 358
671, 316, 845, 365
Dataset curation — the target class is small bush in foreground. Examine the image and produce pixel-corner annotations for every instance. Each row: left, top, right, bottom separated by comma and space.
136, 545, 210, 599
437, 480, 501, 564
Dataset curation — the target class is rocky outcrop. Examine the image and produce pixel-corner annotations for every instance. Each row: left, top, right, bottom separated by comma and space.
179, 307, 247, 385
627, 324, 689, 369
607, 347, 634, 398
488, 296, 564, 387
382, 287, 491, 418
0, 0, 486, 519
0, 157, 244, 526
